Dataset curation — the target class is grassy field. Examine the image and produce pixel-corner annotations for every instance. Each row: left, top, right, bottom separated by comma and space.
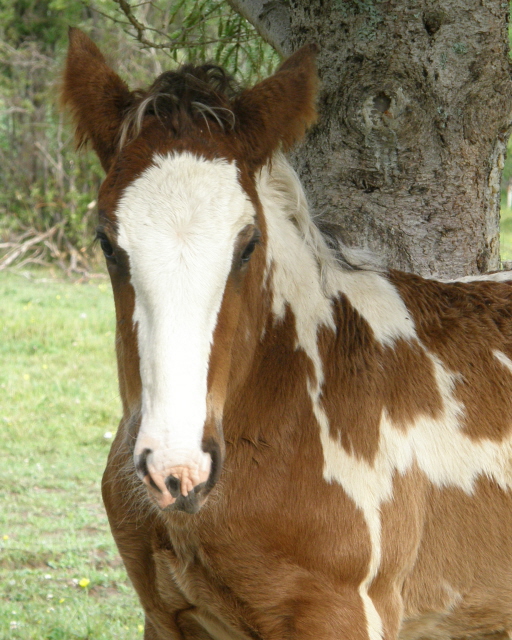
501, 206, 512, 260
0, 271, 143, 639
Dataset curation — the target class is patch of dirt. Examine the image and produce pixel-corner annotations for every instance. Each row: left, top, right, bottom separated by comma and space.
89, 584, 130, 599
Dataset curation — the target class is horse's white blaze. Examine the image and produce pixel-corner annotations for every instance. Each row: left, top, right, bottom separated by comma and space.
116, 152, 254, 483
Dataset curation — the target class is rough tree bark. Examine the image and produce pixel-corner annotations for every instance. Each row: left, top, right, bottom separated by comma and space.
227, 0, 512, 278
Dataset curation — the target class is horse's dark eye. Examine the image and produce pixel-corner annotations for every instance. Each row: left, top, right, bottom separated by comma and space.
241, 239, 258, 264
97, 233, 115, 260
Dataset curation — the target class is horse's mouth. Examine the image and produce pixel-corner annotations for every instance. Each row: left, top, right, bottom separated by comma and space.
162, 482, 207, 514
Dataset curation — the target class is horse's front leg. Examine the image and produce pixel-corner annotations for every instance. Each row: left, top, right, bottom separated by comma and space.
143, 616, 161, 640
144, 611, 216, 640
263, 582, 400, 640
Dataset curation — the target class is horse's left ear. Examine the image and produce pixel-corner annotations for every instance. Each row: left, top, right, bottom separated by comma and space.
233, 44, 318, 169
60, 28, 134, 172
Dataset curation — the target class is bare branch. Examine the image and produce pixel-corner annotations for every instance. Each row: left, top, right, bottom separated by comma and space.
112, 0, 172, 49
0, 225, 62, 271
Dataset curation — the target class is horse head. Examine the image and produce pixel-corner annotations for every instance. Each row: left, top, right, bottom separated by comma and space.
62, 29, 318, 513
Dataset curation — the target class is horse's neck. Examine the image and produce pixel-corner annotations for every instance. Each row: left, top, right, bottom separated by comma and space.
255, 156, 417, 393
224, 158, 418, 452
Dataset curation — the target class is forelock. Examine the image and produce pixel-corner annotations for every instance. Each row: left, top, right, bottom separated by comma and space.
119, 65, 240, 149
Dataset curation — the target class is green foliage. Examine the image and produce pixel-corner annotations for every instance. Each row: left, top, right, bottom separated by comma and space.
108, 0, 278, 83
501, 206, 512, 260
0, 33, 104, 267
0, 0, 87, 50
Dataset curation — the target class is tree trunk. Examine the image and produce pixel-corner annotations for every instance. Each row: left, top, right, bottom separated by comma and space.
227, 0, 512, 278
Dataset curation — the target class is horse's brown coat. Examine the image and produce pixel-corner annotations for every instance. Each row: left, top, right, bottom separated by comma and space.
63, 29, 512, 640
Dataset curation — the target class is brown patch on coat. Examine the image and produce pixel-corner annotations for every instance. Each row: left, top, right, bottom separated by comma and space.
382, 338, 443, 429
205, 222, 266, 422
317, 294, 443, 463
106, 251, 141, 424
391, 271, 512, 442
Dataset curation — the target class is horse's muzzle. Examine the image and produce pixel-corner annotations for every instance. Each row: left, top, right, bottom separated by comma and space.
135, 438, 222, 513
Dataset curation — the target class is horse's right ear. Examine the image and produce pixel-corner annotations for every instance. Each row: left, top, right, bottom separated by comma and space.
233, 44, 318, 170
61, 28, 133, 172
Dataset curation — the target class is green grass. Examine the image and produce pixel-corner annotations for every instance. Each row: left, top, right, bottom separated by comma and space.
0, 270, 143, 639
501, 206, 512, 261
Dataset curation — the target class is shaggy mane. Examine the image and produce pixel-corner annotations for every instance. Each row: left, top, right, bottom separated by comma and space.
119, 64, 240, 148
260, 155, 385, 277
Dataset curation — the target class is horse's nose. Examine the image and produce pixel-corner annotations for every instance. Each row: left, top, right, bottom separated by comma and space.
134, 447, 210, 512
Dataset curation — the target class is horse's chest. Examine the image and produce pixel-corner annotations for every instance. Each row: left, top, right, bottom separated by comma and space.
152, 529, 259, 640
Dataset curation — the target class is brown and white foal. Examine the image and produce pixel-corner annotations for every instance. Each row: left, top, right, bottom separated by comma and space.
62, 29, 512, 640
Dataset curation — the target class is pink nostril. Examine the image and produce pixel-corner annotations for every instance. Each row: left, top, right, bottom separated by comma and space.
135, 451, 196, 505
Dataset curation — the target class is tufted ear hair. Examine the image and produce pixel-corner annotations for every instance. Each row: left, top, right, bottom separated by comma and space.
60, 28, 134, 172
233, 44, 318, 170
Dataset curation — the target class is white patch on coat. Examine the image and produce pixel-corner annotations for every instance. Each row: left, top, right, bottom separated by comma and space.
317, 348, 512, 640
311, 394, 384, 640
327, 268, 417, 346
258, 161, 335, 377
116, 152, 254, 481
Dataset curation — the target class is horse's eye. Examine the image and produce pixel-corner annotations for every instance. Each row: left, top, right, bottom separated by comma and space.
97, 233, 116, 261
241, 238, 258, 264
